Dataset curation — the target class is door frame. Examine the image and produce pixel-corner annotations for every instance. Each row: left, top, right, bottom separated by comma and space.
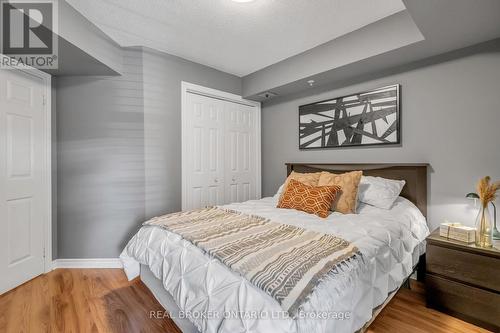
1, 58, 52, 273
181, 81, 261, 210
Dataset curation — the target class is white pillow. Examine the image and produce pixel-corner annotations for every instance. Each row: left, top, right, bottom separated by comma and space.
357, 176, 405, 209
273, 183, 285, 200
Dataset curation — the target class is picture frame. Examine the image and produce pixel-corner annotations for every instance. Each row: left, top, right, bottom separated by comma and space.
298, 84, 401, 149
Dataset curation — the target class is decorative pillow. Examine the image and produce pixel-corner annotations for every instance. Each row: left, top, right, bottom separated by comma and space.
358, 176, 406, 209
278, 171, 322, 199
317, 171, 363, 214
273, 183, 285, 200
277, 179, 341, 218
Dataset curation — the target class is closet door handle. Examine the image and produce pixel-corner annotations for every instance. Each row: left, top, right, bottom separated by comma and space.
214, 178, 219, 183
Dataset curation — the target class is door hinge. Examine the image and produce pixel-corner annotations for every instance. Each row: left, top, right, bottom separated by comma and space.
43, 95, 46, 106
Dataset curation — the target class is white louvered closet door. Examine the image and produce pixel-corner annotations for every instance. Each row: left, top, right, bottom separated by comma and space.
183, 88, 260, 210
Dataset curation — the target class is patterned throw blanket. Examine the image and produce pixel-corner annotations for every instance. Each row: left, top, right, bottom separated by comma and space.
144, 207, 360, 315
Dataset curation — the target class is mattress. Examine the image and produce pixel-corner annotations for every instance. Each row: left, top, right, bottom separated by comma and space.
121, 196, 429, 333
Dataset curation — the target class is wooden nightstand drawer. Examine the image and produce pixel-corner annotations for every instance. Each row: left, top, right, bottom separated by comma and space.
426, 229, 500, 331
427, 243, 500, 292
426, 274, 500, 332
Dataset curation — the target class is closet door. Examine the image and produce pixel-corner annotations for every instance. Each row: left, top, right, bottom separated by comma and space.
184, 93, 225, 210
224, 102, 257, 204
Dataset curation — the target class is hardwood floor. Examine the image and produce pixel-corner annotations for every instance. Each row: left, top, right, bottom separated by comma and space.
0, 269, 181, 333
367, 282, 490, 333
0, 269, 491, 333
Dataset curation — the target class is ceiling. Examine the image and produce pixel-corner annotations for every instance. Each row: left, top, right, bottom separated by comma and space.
243, 0, 500, 100
65, 0, 406, 77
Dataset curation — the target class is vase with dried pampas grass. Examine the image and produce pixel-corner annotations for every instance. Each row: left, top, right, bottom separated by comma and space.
475, 176, 500, 247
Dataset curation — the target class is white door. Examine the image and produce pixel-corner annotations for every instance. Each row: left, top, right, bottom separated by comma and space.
225, 102, 257, 204
184, 92, 226, 210
182, 83, 261, 210
0, 69, 46, 294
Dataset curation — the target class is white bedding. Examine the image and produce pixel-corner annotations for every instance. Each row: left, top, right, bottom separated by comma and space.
121, 196, 429, 333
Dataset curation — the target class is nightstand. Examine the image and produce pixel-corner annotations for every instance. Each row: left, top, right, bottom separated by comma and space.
425, 229, 500, 332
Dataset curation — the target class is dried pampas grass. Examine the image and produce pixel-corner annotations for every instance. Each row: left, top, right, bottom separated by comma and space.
476, 176, 500, 207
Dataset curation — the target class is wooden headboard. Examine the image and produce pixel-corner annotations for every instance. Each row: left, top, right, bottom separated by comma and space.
286, 163, 429, 217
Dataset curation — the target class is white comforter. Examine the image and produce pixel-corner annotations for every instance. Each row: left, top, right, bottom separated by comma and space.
121, 196, 429, 333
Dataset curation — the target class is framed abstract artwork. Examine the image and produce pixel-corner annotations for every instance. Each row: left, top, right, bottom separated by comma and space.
299, 84, 400, 149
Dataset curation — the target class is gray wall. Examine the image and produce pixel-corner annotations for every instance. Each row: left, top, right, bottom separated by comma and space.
56, 47, 241, 258
57, 49, 145, 258
261, 42, 500, 231
51, 78, 58, 259
58, 0, 123, 74
142, 48, 241, 218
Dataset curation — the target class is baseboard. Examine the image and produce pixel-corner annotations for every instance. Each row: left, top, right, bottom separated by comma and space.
52, 258, 123, 270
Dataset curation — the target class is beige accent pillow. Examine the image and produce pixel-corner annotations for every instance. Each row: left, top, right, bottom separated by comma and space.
279, 171, 322, 200
284, 171, 321, 187
317, 171, 363, 214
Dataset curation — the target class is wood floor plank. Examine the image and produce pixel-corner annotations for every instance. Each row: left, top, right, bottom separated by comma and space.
367, 283, 492, 333
0, 269, 491, 333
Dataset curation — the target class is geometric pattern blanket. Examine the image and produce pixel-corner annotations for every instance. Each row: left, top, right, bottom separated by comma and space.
144, 207, 360, 316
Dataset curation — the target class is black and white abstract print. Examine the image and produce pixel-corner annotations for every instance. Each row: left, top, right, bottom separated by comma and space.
299, 85, 400, 149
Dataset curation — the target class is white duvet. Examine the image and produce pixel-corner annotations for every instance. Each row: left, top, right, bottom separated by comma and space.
121, 196, 429, 333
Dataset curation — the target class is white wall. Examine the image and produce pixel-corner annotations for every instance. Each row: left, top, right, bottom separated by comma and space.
261, 42, 500, 231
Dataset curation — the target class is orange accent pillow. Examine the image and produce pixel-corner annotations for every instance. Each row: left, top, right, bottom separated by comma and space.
317, 171, 362, 214
277, 179, 341, 218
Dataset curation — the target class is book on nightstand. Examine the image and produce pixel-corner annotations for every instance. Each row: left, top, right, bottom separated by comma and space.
439, 222, 475, 243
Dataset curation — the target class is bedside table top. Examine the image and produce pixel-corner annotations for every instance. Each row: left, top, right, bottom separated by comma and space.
427, 229, 500, 259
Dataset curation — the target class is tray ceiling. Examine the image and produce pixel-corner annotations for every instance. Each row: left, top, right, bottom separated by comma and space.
66, 0, 406, 76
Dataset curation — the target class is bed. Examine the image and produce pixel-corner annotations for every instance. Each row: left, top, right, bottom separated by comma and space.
121, 163, 430, 333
